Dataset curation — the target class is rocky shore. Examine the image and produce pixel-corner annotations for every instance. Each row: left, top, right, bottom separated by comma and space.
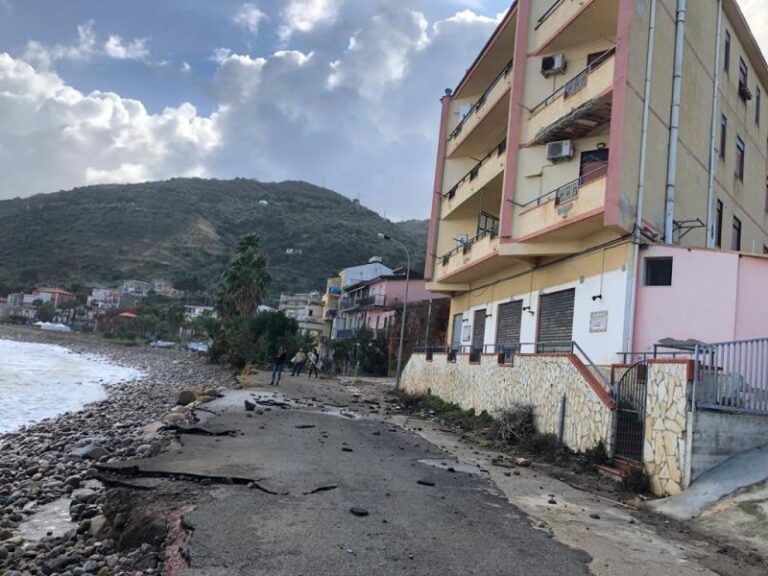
0, 326, 234, 576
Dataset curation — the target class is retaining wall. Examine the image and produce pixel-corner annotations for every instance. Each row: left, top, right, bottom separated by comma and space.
691, 411, 768, 481
401, 353, 615, 453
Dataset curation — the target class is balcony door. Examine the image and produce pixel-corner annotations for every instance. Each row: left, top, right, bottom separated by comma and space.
580, 148, 609, 184
472, 309, 487, 354
451, 313, 463, 351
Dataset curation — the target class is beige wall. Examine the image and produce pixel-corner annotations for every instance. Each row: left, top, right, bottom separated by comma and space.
622, 0, 768, 250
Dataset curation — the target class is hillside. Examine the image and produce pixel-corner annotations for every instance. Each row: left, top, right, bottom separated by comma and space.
0, 178, 428, 300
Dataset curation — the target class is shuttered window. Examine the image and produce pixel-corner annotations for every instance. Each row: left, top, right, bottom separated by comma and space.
451, 313, 463, 351
496, 301, 522, 352
537, 289, 575, 351
472, 309, 487, 351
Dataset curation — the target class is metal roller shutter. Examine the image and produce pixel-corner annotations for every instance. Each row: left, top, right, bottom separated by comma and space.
497, 301, 522, 351
451, 313, 463, 350
537, 289, 575, 351
472, 309, 487, 351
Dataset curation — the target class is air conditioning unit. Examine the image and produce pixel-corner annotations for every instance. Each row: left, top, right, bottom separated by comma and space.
541, 54, 567, 77
546, 140, 574, 162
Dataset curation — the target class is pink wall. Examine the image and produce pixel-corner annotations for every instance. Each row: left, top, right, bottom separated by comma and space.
634, 245, 768, 353
735, 256, 768, 339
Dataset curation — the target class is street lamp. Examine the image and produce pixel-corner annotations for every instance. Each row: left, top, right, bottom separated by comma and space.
378, 232, 410, 390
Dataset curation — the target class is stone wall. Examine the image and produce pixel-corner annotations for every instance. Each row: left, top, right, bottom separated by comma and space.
401, 353, 614, 453
643, 362, 691, 496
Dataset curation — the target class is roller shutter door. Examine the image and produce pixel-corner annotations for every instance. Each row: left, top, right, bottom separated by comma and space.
472, 309, 487, 351
497, 301, 522, 351
537, 289, 575, 351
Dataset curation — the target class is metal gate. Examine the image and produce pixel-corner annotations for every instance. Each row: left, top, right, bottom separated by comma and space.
613, 361, 648, 462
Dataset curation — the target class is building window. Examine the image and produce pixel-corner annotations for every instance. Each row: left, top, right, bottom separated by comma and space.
757, 87, 762, 126
732, 217, 742, 251
716, 200, 723, 248
477, 212, 499, 237
724, 30, 731, 74
739, 58, 750, 101
736, 136, 745, 180
644, 258, 673, 287
720, 115, 727, 159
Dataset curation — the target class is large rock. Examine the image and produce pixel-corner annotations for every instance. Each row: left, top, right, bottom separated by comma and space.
70, 444, 111, 460
89, 514, 108, 538
176, 390, 197, 406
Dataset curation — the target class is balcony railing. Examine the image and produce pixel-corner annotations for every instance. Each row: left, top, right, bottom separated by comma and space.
443, 139, 507, 201
530, 49, 616, 116
512, 163, 608, 210
448, 59, 514, 142
535, 0, 566, 30
440, 227, 498, 266
340, 294, 386, 311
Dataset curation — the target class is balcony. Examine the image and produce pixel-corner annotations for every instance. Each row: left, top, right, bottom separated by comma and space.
436, 230, 503, 283
324, 309, 338, 321
441, 140, 506, 219
340, 294, 386, 312
526, 49, 615, 145
447, 60, 513, 159
533, 0, 619, 55
514, 168, 608, 242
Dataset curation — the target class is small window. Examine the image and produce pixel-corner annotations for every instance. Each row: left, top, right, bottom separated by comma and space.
757, 87, 762, 126
739, 58, 750, 100
736, 136, 745, 180
724, 31, 731, 74
720, 115, 727, 159
644, 258, 673, 287
716, 200, 724, 248
732, 217, 742, 251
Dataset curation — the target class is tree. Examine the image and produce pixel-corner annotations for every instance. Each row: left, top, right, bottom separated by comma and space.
215, 234, 271, 320
36, 302, 56, 323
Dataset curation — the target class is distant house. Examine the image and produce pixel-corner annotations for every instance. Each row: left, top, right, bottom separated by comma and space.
122, 280, 151, 297
88, 288, 123, 310
32, 287, 75, 307
279, 292, 326, 340
184, 305, 216, 320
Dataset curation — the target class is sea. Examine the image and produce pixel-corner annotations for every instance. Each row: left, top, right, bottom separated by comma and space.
0, 339, 143, 433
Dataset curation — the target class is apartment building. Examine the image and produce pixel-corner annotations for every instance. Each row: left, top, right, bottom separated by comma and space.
425, 0, 768, 365
278, 291, 327, 340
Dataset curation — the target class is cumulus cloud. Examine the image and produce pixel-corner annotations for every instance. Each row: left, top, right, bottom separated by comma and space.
2, 4, 502, 218
0, 54, 219, 197
103, 35, 149, 60
22, 21, 151, 68
280, 0, 343, 39
234, 3, 268, 35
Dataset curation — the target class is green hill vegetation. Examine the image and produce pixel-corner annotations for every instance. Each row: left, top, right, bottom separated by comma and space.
0, 178, 427, 301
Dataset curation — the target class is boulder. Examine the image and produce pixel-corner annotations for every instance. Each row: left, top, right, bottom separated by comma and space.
70, 444, 110, 460
176, 390, 197, 406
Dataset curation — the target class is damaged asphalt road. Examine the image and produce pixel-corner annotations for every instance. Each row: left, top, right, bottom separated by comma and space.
117, 389, 593, 576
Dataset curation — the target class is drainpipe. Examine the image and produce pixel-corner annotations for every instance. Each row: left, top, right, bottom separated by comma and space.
664, 0, 688, 244
623, 0, 657, 355
705, 0, 724, 248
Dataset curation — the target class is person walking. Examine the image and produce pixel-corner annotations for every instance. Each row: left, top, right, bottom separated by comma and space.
291, 348, 306, 376
307, 348, 321, 379
270, 346, 288, 386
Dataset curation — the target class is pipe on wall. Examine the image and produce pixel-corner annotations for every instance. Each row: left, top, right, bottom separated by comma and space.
706, 0, 724, 248
623, 0, 658, 355
664, 0, 688, 244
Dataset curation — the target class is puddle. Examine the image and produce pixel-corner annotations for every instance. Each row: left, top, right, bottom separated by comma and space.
19, 497, 76, 543
418, 459, 481, 475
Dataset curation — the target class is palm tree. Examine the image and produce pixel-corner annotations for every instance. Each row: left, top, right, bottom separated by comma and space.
215, 234, 271, 319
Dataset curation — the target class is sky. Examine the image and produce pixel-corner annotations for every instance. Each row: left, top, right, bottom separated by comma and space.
0, 1, 765, 221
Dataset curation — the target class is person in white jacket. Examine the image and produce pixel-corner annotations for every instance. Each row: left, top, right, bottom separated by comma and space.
291, 349, 307, 376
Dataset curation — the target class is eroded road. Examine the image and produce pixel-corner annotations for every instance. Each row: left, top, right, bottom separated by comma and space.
128, 387, 592, 576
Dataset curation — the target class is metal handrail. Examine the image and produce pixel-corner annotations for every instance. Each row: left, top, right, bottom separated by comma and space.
534, 0, 566, 30
511, 163, 608, 210
448, 59, 514, 141
442, 139, 507, 200
530, 48, 616, 115
572, 340, 612, 391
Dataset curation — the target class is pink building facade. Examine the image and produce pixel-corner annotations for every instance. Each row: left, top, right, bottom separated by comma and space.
335, 274, 446, 338
633, 245, 768, 353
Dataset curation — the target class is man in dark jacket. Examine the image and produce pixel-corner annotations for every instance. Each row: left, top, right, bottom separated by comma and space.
270, 346, 288, 386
